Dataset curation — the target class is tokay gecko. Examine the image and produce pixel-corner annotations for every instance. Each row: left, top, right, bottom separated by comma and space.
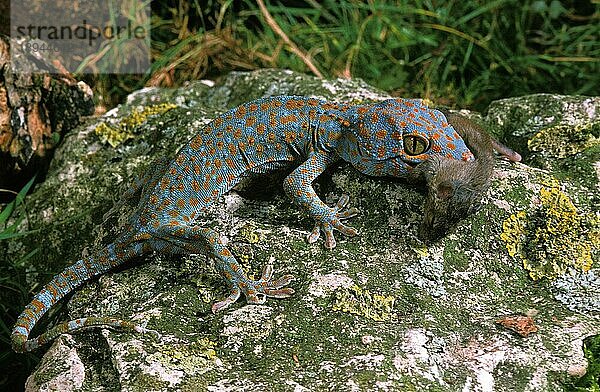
12, 95, 516, 353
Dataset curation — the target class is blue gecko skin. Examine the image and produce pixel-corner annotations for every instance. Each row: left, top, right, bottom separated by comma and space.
12, 96, 473, 352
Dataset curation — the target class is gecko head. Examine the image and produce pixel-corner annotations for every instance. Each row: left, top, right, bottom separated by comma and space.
335, 99, 473, 178
411, 155, 487, 242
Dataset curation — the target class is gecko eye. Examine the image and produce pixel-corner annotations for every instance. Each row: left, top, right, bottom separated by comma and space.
403, 134, 430, 156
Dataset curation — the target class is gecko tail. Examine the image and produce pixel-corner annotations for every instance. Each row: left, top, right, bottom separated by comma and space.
11, 240, 141, 353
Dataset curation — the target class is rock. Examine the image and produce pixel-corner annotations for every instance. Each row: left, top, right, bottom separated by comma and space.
9, 69, 599, 391
0, 35, 94, 199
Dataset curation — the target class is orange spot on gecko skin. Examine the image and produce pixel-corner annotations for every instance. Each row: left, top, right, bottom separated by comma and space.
214, 118, 223, 127
441, 122, 449, 127
377, 146, 386, 158
447, 142, 456, 150
359, 125, 369, 138
267, 133, 276, 143
228, 143, 237, 155
177, 199, 186, 208
256, 144, 265, 156
445, 152, 454, 158
203, 180, 210, 190
190, 136, 203, 150
238, 142, 247, 152
208, 146, 216, 155
249, 103, 259, 111
391, 131, 402, 141
273, 99, 283, 107
192, 180, 201, 191
219, 248, 232, 257
256, 123, 266, 135
432, 133, 440, 140
260, 102, 270, 111
149, 195, 158, 204
235, 105, 247, 119
248, 136, 256, 146
246, 116, 257, 127
225, 157, 236, 168
225, 125, 234, 134
432, 144, 442, 153
269, 114, 277, 127
307, 98, 319, 107
280, 114, 297, 125
189, 197, 199, 207
308, 110, 317, 120
284, 132, 297, 143
216, 140, 225, 150
216, 175, 223, 184
193, 165, 201, 174
375, 130, 387, 140
214, 159, 222, 169
168, 209, 180, 218
233, 128, 242, 139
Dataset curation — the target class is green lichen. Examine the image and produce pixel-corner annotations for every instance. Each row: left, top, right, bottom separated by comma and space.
130, 373, 170, 391
150, 338, 218, 375
239, 223, 260, 244
528, 122, 600, 159
500, 182, 599, 280
332, 284, 395, 321
95, 103, 177, 147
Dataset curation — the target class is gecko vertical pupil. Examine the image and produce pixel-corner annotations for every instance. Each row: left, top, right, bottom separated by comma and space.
403, 134, 430, 155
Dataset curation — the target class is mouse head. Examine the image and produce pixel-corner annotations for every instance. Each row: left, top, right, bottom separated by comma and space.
335, 99, 474, 178
410, 155, 488, 242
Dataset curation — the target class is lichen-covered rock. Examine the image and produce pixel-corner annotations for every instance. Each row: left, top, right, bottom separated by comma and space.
9, 70, 599, 391
0, 35, 95, 197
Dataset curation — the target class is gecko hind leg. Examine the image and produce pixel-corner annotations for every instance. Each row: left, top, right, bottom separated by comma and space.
153, 224, 294, 313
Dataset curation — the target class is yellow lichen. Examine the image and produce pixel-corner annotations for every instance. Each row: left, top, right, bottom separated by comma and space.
500, 211, 527, 258
332, 284, 395, 321
527, 122, 600, 158
95, 103, 177, 147
500, 183, 599, 280
239, 224, 260, 244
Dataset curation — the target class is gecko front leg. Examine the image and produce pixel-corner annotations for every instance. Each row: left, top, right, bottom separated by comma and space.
283, 152, 359, 249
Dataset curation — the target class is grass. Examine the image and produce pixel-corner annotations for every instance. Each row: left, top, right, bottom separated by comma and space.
0, 177, 40, 390
86, 0, 599, 111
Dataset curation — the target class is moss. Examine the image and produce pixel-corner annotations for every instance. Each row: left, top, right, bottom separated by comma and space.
565, 335, 600, 391
94, 103, 177, 147
500, 182, 599, 280
528, 122, 600, 159
129, 373, 170, 391
331, 284, 395, 321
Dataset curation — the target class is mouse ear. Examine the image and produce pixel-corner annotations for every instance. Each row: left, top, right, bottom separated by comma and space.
436, 181, 454, 200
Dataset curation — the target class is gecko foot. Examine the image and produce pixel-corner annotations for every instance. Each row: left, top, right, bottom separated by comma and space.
307, 194, 359, 249
211, 264, 294, 313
